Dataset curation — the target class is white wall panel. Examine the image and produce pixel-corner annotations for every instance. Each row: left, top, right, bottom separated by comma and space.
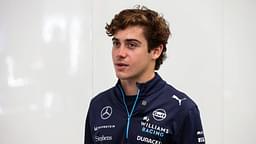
224, 0, 256, 143
0, 0, 92, 144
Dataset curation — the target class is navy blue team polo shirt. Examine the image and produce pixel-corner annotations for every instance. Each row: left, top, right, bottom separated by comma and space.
85, 73, 205, 144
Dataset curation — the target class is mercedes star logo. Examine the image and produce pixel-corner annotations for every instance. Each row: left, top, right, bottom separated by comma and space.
100, 106, 112, 120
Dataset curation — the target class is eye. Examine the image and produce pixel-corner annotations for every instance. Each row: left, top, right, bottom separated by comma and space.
127, 42, 138, 49
112, 41, 120, 48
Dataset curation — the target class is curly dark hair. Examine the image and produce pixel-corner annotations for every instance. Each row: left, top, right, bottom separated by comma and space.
105, 5, 171, 70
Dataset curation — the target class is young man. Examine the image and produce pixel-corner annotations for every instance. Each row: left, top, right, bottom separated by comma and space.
85, 6, 205, 144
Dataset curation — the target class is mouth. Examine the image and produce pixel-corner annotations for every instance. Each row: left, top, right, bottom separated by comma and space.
115, 63, 129, 70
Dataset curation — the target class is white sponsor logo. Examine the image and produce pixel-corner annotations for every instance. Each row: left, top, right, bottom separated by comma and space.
198, 137, 205, 143
141, 121, 169, 134
197, 131, 204, 135
137, 135, 162, 144
100, 106, 112, 120
95, 135, 112, 142
94, 125, 115, 131
172, 95, 187, 106
197, 131, 205, 143
142, 127, 165, 137
152, 109, 166, 121
143, 116, 150, 122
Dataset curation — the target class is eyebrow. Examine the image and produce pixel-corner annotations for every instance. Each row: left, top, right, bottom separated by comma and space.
112, 37, 119, 42
112, 37, 142, 44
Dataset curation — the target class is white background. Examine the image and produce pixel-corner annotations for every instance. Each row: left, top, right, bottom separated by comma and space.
0, 0, 256, 144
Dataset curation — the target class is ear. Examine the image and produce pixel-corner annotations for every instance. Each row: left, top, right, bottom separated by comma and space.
150, 44, 163, 60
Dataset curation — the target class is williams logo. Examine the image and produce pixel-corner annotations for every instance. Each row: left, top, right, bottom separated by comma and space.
152, 109, 166, 121
140, 121, 169, 138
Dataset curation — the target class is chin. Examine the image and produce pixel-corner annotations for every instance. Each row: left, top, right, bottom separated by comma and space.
115, 73, 131, 80
116, 75, 128, 80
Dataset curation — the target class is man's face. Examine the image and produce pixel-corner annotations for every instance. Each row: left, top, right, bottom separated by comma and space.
112, 26, 156, 82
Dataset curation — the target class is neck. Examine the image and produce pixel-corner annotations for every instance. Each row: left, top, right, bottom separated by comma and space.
120, 72, 155, 96
120, 80, 137, 96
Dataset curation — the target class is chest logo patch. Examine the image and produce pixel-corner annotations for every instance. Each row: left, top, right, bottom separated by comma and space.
152, 109, 166, 121
100, 106, 112, 120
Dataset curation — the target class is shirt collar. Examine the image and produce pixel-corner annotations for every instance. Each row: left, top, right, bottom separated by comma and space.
115, 72, 166, 97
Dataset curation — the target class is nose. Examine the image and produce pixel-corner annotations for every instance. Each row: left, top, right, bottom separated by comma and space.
115, 46, 127, 58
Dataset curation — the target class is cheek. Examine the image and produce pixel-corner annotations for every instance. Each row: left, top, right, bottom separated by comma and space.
130, 53, 147, 65
111, 50, 116, 58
